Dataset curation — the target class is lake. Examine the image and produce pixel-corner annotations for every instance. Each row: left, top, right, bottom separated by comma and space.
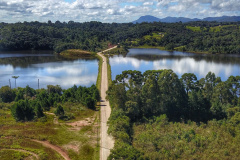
1, 49, 239, 90
0, 50, 98, 89
109, 48, 240, 81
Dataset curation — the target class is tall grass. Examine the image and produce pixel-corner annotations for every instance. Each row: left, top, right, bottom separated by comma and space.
96, 54, 103, 91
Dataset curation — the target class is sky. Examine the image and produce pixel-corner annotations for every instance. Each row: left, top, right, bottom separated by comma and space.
0, 0, 240, 23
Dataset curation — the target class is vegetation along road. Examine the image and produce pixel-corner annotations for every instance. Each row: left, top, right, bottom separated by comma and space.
97, 46, 117, 160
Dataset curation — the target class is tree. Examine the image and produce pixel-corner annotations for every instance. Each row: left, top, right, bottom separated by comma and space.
11, 99, 35, 121
141, 73, 159, 118
47, 85, 62, 95
226, 76, 240, 105
107, 83, 127, 109
25, 85, 36, 97
180, 73, 198, 95
158, 70, 187, 120
34, 102, 44, 118
12, 76, 19, 88
188, 90, 210, 122
212, 82, 233, 105
85, 97, 96, 110
125, 101, 139, 121
0, 86, 15, 103
203, 72, 217, 100
54, 104, 64, 117
15, 88, 24, 101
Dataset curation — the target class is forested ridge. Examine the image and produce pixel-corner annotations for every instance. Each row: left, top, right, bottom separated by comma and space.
0, 21, 240, 54
107, 70, 240, 159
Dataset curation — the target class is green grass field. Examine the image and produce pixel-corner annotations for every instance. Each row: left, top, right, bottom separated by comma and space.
186, 26, 202, 32
143, 32, 164, 40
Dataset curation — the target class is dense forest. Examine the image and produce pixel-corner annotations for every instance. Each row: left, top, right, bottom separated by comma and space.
0, 84, 100, 121
107, 70, 240, 159
0, 21, 240, 54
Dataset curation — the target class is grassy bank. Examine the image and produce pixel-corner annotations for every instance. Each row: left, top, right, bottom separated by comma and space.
134, 45, 165, 50
60, 49, 94, 59
106, 57, 112, 86
135, 45, 213, 54
96, 54, 103, 91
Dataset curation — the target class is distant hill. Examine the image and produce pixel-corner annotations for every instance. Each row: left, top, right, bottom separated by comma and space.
133, 15, 240, 23
202, 16, 240, 22
132, 15, 160, 24
160, 17, 200, 23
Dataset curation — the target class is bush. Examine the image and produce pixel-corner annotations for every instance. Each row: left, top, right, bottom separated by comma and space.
11, 100, 35, 121
0, 86, 15, 103
54, 104, 64, 117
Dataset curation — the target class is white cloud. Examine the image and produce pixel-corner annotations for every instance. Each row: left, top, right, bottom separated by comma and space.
0, 0, 239, 23
143, 2, 154, 6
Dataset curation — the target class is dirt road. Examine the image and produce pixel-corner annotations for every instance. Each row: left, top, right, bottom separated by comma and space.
31, 140, 70, 160
97, 46, 116, 160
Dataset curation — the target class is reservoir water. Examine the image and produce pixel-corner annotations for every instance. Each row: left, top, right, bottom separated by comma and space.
0, 50, 98, 89
0, 49, 239, 90
110, 48, 240, 81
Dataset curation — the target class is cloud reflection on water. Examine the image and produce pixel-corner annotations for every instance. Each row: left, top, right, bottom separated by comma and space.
110, 55, 240, 81
0, 59, 98, 89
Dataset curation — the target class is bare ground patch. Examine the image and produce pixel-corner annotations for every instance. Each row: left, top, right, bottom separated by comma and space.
66, 117, 95, 131
31, 139, 70, 160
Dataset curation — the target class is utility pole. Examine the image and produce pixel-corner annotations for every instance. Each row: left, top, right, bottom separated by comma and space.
9, 79, 11, 88
38, 79, 39, 89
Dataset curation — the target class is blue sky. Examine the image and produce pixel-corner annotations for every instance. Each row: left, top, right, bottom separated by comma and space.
0, 0, 240, 23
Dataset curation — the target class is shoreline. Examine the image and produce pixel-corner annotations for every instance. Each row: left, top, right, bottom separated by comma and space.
131, 46, 240, 56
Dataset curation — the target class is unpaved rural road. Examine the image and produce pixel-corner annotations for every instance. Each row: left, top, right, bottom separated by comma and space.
98, 46, 117, 160
31, 140, 70, 160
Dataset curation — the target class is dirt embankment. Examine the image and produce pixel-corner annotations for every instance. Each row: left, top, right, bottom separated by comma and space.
97, 46, 117, 160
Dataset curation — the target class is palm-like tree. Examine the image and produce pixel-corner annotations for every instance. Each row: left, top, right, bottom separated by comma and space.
12, 76, 19, 88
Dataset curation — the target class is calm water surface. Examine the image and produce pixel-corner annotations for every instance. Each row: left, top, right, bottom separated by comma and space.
110, 48, 240, 81
0, 51, 98, 89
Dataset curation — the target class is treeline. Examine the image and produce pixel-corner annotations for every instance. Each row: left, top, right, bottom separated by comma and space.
107, 70, 240, 159
0, 84, 100, 121
0, 21, 240, 54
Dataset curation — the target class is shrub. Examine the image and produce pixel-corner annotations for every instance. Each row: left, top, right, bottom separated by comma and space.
11, 100, 35, 121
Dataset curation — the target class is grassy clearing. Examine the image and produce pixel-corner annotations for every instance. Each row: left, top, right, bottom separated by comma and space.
135, 44, 165, 50
186, 26, 202, 32
209, 25, 237, 32
0, 101, 100, 160
60, 49, 93, 59
143, 32, 164, 40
